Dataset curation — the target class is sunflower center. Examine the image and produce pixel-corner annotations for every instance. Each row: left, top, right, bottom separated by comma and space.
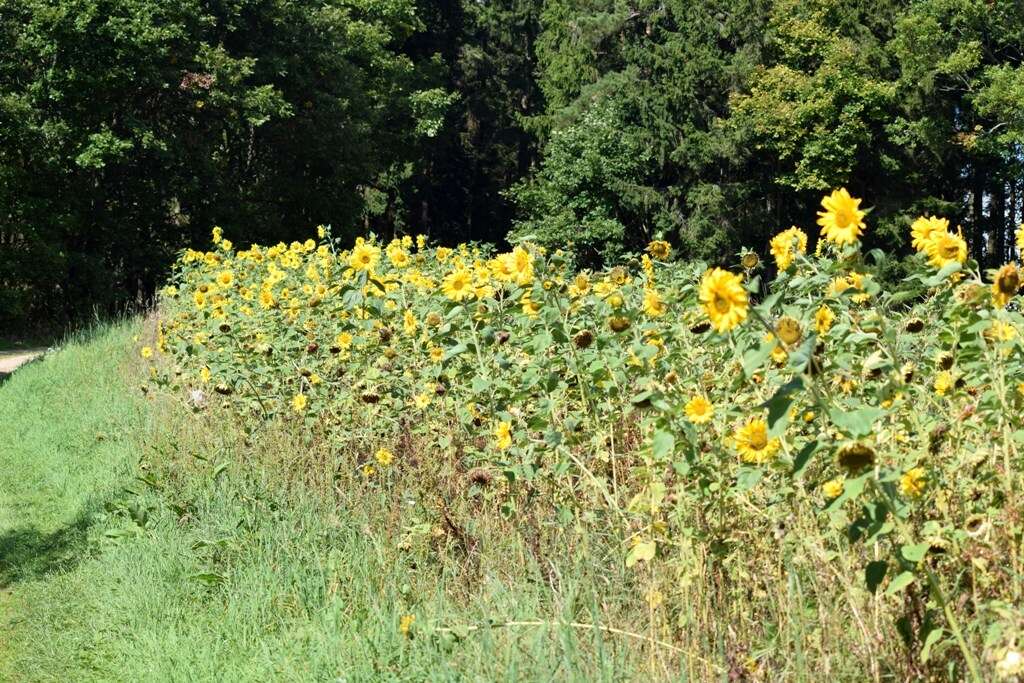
939, 241, 958, 259
749, 430, 767, 450
835, 209, 852, 229
714, 296, 731, 314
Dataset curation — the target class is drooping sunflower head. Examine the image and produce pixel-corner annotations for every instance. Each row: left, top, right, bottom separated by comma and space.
734, 418, 780, 464
836, 442, 875, 474
775, 316, 803, 346
817, 188, 866, 246
699, 268, 749, 333
991, 263, 1021, 307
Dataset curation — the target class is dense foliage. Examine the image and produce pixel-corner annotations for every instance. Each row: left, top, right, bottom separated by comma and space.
3, 0, 1023, 332
149, 190, 1024, 679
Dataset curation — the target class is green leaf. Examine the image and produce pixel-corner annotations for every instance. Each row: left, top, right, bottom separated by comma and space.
885, 571, 915, 596
763, 378, 803, 437
865, 560, 888, 594
901, 542, 929, 563
625, 540, 656, 568
741, 341, 775, 377
735, 466, 763, 492
650, 429, 675, 460
829, 406, 884, 438
921, 627, 944, 663
923, 261, 962, 286
791, 440, 819, 477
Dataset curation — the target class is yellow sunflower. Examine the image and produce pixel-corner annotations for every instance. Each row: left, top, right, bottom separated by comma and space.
643, 288, 667, 318
348, 241, 381, 272
814, 305, 835, 335
910, 215, 949, 253
495, 421, 512, 450
647, 240, 671, 260
899, 467, 927, 498
991, 263, 1020, 308
733, 418, 780, 464
699, 268, 748, 332
817, 188, 866, 245
441, 267, 474, 301
769, 226, 808, 271
925, 228, 967, 270
684, 396, 714, 424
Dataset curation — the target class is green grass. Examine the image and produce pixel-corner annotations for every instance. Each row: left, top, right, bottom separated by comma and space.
0, 322, 652, 681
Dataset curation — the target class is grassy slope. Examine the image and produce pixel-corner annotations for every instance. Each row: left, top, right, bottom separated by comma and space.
0, 323, 645, 682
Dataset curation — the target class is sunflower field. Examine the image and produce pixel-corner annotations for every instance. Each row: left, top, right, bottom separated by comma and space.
147, 190, 1024, 680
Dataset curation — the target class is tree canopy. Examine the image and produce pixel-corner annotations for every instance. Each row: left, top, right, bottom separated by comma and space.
2, 0, 1022, 329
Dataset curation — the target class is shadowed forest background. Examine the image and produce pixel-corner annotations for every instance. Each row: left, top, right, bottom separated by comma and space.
2, 0, 1023, 331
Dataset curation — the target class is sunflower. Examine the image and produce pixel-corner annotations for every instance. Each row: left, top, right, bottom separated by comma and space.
348, 241, 381, 272
991, 263, 1020, 307
814, 305, 835, 335
899, 467, 927, 498
910, 215, 949, 253
441, 267, 474, 301
684, 396, 714, 424
643, 288, 667, 318
375, 447, 394, 466
822, 477, 844, 499
291, 393, 307, 413
934, 370, 954, 396
733, 418, 780, 464
836, 442, 875, 473
769, 227, 808, 271
495, 421, 512, 450
647, 240, 671, 260
817, 188, 866, 245
924, 228, 967, 270
774, 316, 802, 346
140, 346, 153, 359
217, 270, 234, 287
699, 268, 748, 332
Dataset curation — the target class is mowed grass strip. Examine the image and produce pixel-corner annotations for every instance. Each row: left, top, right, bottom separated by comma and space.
0, 323, 644, 682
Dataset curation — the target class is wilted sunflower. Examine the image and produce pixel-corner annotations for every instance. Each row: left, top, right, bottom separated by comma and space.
991, 263, 1020, 308
734, 418, 780, 464
775, 316, 803, 346
817, 188, 866, 245
699, 268, 748, 333
608, 316, 631, 333
836, 442, 875, 474
905, 317, 924, 333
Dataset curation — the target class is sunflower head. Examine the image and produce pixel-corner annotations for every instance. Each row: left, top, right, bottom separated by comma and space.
734, 418, 780, 464
836, 442, 876, 474
817, 188, 866, 246
684, 396, 714, 424
699, 268, 749, 333
991, 263, 1021, 307
905, 317, 924, 333
774, 316, 803, 346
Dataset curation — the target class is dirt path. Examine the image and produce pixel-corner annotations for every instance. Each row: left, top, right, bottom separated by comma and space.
0, 350, 45, 375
